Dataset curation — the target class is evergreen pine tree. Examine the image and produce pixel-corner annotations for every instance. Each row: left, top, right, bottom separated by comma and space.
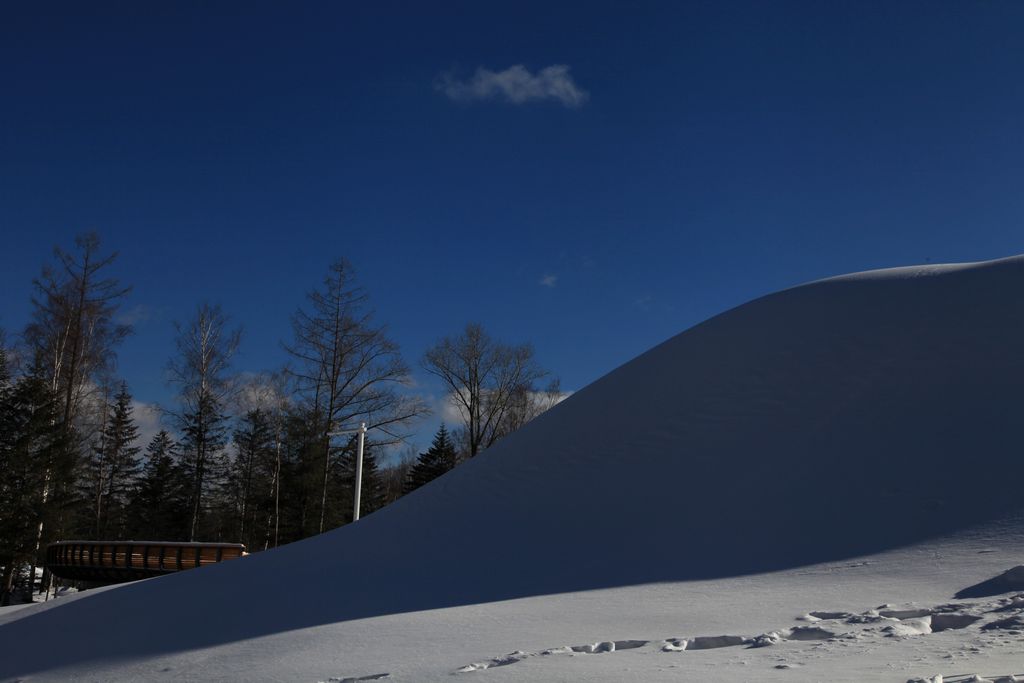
77, 387, 112, 539
168, 303, 240, 542
230, 409, 275, 548
280, 407, 322, 542
86, 382, 141, 538
128, 431, 187, 540
0, 345, 11, 401
0, 357, 66, 604
0, 347, 16, 603
337, 436, 385, 522
179, 389, 231, 541
0, 347, 12, 464
404, 424, 457, 494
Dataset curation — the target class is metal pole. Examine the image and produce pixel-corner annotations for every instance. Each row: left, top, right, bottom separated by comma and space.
353, 422, 366, 522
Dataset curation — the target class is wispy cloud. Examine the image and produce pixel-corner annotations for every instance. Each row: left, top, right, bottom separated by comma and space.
634, 294, 654, 312
116, 304, 155, 326
131, 400, 165, 451
234, 370, 291, 414
539, 274, 558, 288
434, 389, 574, 427
439, 394, 465, 426
437, 64, 589, 108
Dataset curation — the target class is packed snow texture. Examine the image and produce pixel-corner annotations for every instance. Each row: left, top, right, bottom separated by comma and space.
2, 256, 1024, 682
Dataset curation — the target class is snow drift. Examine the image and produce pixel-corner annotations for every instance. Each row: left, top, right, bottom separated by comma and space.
3, 256, 1024, 680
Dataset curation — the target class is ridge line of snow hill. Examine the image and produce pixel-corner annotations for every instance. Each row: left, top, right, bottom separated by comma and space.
3, 254, 1024, 681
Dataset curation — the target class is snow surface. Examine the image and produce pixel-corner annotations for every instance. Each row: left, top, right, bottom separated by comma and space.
3, 256, 1024, 682
0, 603, 35, 619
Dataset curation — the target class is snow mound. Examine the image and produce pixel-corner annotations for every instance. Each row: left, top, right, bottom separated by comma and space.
957, 566, 1024, 598
4, 255, 1024, 680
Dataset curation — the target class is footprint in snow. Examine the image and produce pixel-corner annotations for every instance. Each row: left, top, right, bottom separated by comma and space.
455, 642, 651, 673
455, 621, 841, 672
908, 675, 1024, 683
455, 569, 1024, 676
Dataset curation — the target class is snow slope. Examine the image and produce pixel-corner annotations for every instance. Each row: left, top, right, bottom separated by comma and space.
3, 256, 1024, 682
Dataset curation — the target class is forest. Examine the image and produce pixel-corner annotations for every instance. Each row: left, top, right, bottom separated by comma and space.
0, 233, 561, 605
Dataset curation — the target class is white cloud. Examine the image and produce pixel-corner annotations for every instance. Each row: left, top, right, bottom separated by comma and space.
539, 274, 558, 288
437, 64, 589, 108
234, 371, 290, 414
440, 397, 463, 428
131, 400, 165, 452
428, 392, 467, 426
434, 387, 574, 427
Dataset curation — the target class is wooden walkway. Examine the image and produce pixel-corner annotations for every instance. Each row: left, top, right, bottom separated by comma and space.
46, 541, 246, 583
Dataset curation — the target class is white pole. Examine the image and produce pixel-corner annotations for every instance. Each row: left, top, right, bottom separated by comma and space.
353, 422, 367, 522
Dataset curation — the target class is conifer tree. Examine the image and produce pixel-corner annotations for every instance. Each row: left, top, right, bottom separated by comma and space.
337, 436, 384, 522
230, 409, 275, 548
277, 408, 320, 543
231, 371, 290, 549
178, 389, 231, 541
404, 424, 457, 494
380, 448, 416, 506
168, 303, 240, 541
0, 346, 12, 436
0, 344, 10, 398
0, 346, 16, 602
90, 383, 141, 538
128, 431, 187, 540
0, 357, 67, 604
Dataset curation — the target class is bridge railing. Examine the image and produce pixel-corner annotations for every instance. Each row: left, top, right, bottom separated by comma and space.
46, 540, 247, 583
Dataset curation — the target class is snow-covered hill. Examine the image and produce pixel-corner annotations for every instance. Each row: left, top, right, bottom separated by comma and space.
3, 256, 1024, 682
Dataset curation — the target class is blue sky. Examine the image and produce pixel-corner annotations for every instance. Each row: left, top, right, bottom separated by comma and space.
3, 1, 1024, 453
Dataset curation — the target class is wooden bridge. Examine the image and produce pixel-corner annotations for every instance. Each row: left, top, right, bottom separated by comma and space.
46, 541, 247, 583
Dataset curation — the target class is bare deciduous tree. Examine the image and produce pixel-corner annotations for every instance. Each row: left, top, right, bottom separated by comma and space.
27, 232, 131, 436
23, 232, 130, 589
285, 259, 426, 533
423, 322, 550, 458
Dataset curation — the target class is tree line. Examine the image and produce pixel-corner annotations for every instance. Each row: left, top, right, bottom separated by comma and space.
0, 233, 560, 604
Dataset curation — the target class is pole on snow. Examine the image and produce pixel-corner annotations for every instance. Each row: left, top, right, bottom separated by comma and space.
352, 422, 367, 522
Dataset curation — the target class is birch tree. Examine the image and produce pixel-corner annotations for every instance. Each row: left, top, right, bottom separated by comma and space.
168, 303, 240, 541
